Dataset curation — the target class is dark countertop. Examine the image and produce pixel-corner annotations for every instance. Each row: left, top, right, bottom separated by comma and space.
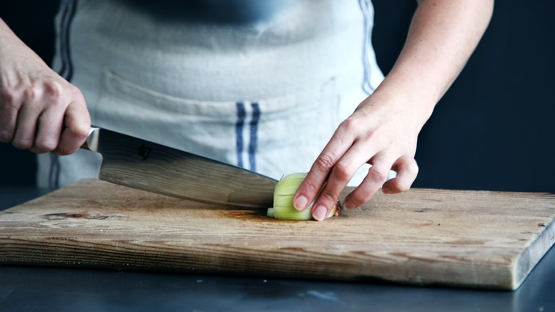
1, 187, 554, 312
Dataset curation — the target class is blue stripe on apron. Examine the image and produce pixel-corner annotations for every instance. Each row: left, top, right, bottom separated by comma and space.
249, 103, 260, 172
235, 102, 246, 169
358, 0, 375, 94
58, 0, 77, 81
50, 0, 78, 190
236, 102, 260, 171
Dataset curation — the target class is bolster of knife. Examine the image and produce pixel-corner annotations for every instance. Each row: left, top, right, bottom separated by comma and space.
81, 127, 100, 153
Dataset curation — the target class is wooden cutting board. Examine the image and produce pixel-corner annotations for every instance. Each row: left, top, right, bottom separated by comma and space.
1, 179, 554, 290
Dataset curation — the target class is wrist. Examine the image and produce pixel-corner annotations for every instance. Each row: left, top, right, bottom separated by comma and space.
357, 77, 437, 131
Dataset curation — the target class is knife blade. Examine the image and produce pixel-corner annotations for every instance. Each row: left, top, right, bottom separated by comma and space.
81, 127, 277, 209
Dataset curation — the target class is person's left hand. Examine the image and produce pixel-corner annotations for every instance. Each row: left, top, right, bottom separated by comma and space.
292, 88, 426, 221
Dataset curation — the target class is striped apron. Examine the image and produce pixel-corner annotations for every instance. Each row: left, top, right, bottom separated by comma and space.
37, 0, 384, 188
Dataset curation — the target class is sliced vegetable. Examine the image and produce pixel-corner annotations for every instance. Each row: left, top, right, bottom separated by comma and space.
268, 173, 339, 221
267, 208, 274, 218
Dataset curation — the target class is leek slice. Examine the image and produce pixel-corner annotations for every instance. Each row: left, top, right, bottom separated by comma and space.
268, 172, 338, 221
267, 208, 274, 218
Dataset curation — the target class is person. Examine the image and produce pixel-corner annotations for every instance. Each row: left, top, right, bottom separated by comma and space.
0, 0, 493, 221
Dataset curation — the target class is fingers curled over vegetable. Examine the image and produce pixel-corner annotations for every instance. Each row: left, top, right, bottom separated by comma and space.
292, 89, 424, 222
268, 173, 339, 221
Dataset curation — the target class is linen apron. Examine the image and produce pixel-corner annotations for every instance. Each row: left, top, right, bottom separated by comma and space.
37, 0, 385, 189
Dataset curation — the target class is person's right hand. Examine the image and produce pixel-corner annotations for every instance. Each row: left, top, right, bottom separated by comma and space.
0, 19, 90, 155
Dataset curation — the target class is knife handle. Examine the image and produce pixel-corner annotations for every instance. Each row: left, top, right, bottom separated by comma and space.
80, 127, 100, 152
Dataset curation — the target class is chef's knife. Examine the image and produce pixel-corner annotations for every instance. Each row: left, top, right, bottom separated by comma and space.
81, 127, 277, 209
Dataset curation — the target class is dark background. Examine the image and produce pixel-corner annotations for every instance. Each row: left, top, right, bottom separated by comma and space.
1, 0, 554, 192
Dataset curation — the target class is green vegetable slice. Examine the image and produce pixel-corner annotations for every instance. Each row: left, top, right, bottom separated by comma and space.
268, 173, 338, 221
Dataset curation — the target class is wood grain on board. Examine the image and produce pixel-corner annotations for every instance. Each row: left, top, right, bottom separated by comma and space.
1, 179, 554, 290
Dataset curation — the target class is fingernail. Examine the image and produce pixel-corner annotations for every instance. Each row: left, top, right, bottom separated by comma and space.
294, 195, 308, 210
313, 205, 327, 221
344, 199, 356, 210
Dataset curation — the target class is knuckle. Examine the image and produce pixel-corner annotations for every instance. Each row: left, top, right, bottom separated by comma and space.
68, 85, 85, 102
389, 182, 409, 193
44, 77, 84, 105
54, 145, 75, 156
369, 167, 389, 183
408, 161, 419, 176
399, 158, 419, 177
333, 161, 354, 182
318, 190, 339, 206
23, 85, 39, 101
340, 115, 377, 137
67, 123, 90, 141
44, 81, 63, 102
66, 123, 91, 145
34, 140, 57, 153
75, 127, 90, 141
339, 117, 360, 133
303, 180, 321, 195
0, 130, 14, 142
314, 154, 336, 171
12, 138, 34, 150
0, 87, 19, 108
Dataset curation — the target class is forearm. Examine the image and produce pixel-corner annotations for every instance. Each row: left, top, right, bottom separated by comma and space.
0, 18, 11, 38
0, 18, 25, 53
0, 18, 44, 78
368, 0, 494, 125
